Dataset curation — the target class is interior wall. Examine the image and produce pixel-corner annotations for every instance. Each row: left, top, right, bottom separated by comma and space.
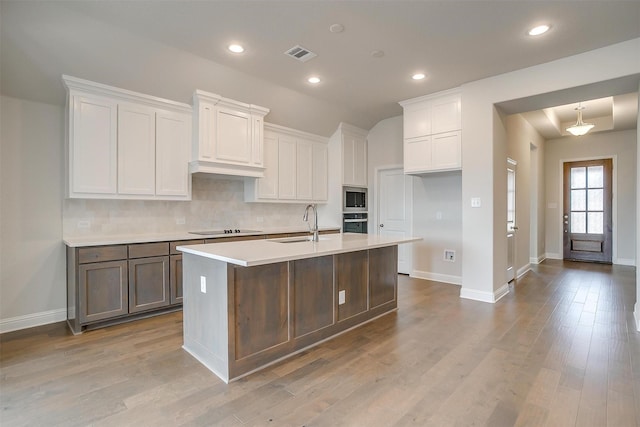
63, 176, 320, 238
506, 113, 546, 274
1, 96, 66, 327
460, 38, 640, 301
366, 115, 463, 283
366, 115, 403, 230
412, 172, 463, 283
544, 129, 637, 264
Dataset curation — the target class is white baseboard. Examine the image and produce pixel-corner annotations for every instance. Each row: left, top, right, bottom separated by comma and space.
545, 252, 562, 260
614, 258, 636, 266
410, 270, 461, 285
635, 303, 640, 332
0, 308, 67, 334
529, 254, 546, 264
460, 283, 509, 303
517, 264, 531, 279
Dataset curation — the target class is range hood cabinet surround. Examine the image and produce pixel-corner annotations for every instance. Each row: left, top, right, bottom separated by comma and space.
191, 90, 270, 178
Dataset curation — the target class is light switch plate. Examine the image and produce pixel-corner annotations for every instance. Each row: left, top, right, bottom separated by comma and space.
200, 276, 206, 294
338, 290, 346, 305
471, 197, 482, 208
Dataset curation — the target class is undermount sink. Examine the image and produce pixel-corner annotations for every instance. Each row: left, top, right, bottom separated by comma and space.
268, 236, 330, 243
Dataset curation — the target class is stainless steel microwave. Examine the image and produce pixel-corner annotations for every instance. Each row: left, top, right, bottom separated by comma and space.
343, 186, 367, 212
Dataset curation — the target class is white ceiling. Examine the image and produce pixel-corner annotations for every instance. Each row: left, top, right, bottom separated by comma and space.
1, 1, 639, 135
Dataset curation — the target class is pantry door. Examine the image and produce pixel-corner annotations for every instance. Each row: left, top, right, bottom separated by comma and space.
563, 159, 612, 263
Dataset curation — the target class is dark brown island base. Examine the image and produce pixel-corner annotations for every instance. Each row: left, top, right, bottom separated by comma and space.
178, 233, 420, 383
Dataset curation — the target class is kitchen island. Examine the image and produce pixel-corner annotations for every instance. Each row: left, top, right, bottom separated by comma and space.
177, 232, 420, 383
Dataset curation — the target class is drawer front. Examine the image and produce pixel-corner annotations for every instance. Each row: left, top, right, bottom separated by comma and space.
128, 242, 169, 259
170, 239, 204, 255
78, 245, 128, 264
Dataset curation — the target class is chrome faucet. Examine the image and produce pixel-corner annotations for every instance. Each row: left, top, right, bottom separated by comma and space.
303, 204, 319, 242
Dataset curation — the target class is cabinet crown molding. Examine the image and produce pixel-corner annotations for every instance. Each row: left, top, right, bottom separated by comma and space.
337, 122, 369, 137
62, 75, 192, 113
193, 89, 270, 116
264, 122, 328, 144
399, 87, 461, 108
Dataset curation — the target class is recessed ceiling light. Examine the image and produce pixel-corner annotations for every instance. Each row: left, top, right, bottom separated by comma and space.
228, 44, 244, 53
329, 23, 345, 33
412, 73, 426, 80
528, 24, 550, 36
308, 76, 321, 84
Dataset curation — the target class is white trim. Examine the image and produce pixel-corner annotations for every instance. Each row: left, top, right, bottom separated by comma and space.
614, 258, 636, 266
529, 255, 546, 264
635, 303, 640, 332
0, 308, 67, 334
517, 264, 531, 279
545, 252, 563, 260
460, 283, 509, 303
410, 270, 461, 285
264, 122, 328, 144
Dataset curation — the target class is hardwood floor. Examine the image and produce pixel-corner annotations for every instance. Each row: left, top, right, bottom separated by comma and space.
1, 260, 639, 426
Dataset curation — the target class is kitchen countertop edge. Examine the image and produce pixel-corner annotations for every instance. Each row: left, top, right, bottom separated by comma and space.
63, 226, 341, 247
178, 234, 421, 267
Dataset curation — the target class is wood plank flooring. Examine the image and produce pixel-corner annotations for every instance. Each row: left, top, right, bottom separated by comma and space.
1, 260, 639, 426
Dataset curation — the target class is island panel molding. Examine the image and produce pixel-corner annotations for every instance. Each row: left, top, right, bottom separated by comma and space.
180, 233, 420, 382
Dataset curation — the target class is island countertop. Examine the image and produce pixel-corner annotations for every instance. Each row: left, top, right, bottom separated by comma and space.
177, 232, 421, 267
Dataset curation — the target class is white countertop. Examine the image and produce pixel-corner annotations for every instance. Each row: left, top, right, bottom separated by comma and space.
63, 226, 341, 247
177, 233, 421, 267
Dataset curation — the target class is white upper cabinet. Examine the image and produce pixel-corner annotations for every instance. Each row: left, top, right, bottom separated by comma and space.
245, 123, 328, 203
63, 75, 192, 200
399, 88, 461, 174
312, 142, 328, 201
117, 103, 156, 195
69, 94, 118, 195
156, 110, 191, 197
296, 140, 314, 200
191, 90, 269, 178
340, 124, 368, 187
277, 135, 297, 200
256, 132, 279, 200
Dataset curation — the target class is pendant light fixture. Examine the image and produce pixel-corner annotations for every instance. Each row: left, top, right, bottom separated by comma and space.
566, 103, 594, 136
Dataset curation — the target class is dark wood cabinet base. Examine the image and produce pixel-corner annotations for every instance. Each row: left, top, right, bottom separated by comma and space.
182, 246, 398, 383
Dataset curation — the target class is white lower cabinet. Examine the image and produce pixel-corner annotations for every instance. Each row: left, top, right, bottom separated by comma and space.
245, 124, 328, 203
63, 75, 192, 200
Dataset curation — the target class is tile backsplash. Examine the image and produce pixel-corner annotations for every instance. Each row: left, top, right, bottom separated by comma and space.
63, 175, 312, 237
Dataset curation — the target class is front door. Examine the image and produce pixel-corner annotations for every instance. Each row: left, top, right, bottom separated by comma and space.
563, 159, 612, 263
378, 168, 413, 274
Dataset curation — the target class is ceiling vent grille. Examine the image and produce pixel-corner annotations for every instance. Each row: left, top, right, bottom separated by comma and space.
284, 45, 317, 62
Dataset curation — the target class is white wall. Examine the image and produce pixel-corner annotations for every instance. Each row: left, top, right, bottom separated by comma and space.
412, 172, 463, 283
367, 115, 463, 283
506, 114, 546, 274
1, 96, 66, 329
366, 115, 403, 230
63, 175, 325, 238
544, 129, 636, 264
0, 94, 338, 332
460, 38, 640, 303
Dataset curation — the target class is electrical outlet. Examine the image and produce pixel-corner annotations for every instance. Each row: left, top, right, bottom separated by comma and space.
338, 290, 346, 305
77, 220, 90, 229
200, 276, 206, 293
256, 216, 264, 223
444, 249, 456, 262
436, 211, 443, 220
176, 217, 186, 225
